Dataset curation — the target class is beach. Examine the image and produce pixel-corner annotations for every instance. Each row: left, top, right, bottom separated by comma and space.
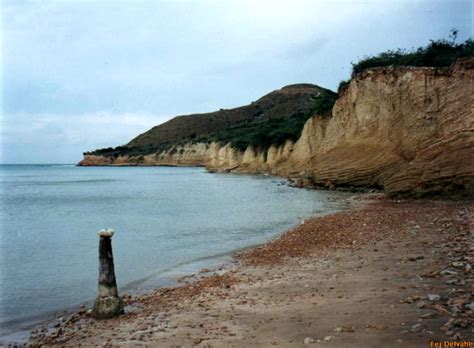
27, 196, 473, 347
1, 164, 356, 341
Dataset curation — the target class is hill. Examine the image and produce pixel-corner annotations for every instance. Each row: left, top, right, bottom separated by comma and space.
85, 84, 337, 157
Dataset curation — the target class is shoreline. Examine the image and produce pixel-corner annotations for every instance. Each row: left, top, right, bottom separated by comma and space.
18, 196, 474, 346
1, 193, 360, 346
3, 165, 355, 346
0, 253, 235, 343
2, 188, 357, 346
76, 162, 385, 197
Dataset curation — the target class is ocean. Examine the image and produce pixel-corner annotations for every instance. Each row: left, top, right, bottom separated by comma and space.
0, 164, 351, 339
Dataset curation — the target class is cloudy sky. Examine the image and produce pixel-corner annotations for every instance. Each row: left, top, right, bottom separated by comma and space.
1, 0, 471, 163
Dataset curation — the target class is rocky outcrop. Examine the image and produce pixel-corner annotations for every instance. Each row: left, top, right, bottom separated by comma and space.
79, 59, 474, 197
301, 58, 474, 196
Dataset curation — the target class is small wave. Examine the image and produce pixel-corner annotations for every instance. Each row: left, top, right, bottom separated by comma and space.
52, 179, 119, 184
3, 179, 120, 186
50, 164, 76, 168
120, 253, 234, 294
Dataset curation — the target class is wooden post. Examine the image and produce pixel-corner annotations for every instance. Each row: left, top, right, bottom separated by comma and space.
93, 229, 124, 319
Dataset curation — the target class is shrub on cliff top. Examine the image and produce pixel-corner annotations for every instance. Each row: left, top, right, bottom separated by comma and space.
351, 37, 473, 75
337, 79, 351, 94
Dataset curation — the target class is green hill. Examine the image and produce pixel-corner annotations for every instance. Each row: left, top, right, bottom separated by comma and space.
85, 84, 337, 158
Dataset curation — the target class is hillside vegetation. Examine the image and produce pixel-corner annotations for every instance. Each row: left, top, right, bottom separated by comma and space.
339, 37, 473, 92
195, 87, 336, 151
85, 84, 337, 157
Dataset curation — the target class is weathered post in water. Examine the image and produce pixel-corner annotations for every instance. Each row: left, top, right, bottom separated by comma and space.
93, 228, 124, 319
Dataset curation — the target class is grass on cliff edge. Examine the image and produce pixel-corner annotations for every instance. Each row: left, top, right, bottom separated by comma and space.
338, 37, 474, 92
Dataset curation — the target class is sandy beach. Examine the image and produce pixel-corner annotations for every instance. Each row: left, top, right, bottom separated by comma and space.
27, 195, 473, 347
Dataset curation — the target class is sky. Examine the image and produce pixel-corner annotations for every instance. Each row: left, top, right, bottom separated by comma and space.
1, 0, 472, 163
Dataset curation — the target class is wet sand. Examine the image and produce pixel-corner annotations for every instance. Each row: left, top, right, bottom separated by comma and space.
28, 196, 473, 347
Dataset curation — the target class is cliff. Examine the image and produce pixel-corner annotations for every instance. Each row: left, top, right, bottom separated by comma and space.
289, 58, 474, 196
80, 59, 474, 197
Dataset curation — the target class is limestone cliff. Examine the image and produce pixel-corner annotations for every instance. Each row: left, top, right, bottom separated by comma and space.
79, 59, 474, 197
302, 58, 474, 196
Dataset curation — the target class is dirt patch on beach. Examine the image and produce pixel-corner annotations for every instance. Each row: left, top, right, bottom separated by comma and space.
28, 197, 473, 347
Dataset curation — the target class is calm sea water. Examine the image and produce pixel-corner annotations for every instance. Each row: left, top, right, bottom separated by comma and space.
0, 164, 350, 337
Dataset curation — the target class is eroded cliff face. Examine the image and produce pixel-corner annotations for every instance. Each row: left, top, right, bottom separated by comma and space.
79, 59, 474, 196
302, 58, 474, 196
